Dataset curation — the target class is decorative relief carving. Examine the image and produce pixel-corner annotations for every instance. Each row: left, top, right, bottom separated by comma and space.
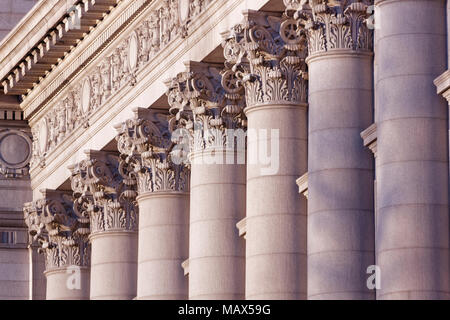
166, 61, 246, 156
295, 0, 373, 56
222, 10, 308, 109
69, 151, 138, 235
23, 190, 90, 271
31, 0, 216, 170
0, 129, 32, 179
116, 108, 190, 194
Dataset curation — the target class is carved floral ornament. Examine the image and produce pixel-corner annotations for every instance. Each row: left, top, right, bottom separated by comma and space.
23, 191, 90, 271
30, 0, 216, 170
69, 152, 138, 235
221, 10, 309, 109
293, 0, 374, 55
166, 62, 247, 156
116, 108, 190, 194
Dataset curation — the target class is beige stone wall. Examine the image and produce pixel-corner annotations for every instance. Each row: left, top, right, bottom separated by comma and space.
0, 0, 38, 41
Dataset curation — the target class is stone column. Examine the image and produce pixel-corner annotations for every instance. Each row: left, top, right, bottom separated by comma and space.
24, 190, 90, 300
116, 108, 190, 300
376, 0, 449, 299
298, 1, 375, 299
167, 61, 246, 300
223, 9, 308, 299
70, 150, 138, 300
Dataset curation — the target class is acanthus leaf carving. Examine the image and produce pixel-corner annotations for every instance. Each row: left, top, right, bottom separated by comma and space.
296, 0, 373, 56
69, 151, 138, 235
116, 108, 190, 194
166, 61, 247, 157
23, 190, 90, 271
222, 10, 309, 109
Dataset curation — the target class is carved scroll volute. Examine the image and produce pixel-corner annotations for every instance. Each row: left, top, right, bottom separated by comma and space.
115, 108, 190, 194
166, 61, 247, 157
23, 190, 91, 271
69, 151, 138, 235
221, 10, 308, 109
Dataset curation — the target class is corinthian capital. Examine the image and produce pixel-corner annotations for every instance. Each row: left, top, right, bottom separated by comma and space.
69, 150, 138, 235
296, 0, 373, 56
115, 107, 190, 194
166, 61, 246, 154
23, 190, 90, 271
222, 10, 308, 109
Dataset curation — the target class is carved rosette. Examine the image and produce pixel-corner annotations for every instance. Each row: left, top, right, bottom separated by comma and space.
116, 108, 190, 195
30, 0, 216, 171
296, 0, 373, 56
69, 151, 138, 235
166, 62, 246, 158
23, 190, 90, 271
222, 10, 308, 110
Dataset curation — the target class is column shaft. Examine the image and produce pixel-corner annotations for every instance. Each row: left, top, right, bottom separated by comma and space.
90, 232, 137, 299
245, 104, 308, 300
136, 193, 189, 299
375, 0, 449, 299
45, 268, 89, 300
188, 150, 245, 300
307, 52, 375, 299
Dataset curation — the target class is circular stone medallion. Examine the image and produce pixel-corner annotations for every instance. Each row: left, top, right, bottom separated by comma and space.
128, 33, 138, 71
0, 134, 30, 165
82, 79, 91, 113
178, 0, 190, 23
38, 119, 48, 154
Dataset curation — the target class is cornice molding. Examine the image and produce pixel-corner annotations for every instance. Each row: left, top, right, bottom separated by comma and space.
23, 0, 149, 118
0, 0, 79, 81
2, 0, 123, 96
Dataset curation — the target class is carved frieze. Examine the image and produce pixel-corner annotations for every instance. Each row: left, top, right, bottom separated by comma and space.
31, 0, 216, 170
166, 61, 246, 156
23, 190, 90, 271
69, 151, 138, 235
116, 108, 190, 194
222, 10, 308, 109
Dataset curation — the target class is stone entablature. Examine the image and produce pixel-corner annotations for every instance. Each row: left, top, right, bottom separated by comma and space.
116, 107, 190, 194
222, 9, 308, 109
26, 0, 271, 196
0, 0, 80, 86
29, 0, 216, 171
2, 0, 122, 96
166, 61, 246, 156
23, 189, 90, 271
69, 150, 138, 235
